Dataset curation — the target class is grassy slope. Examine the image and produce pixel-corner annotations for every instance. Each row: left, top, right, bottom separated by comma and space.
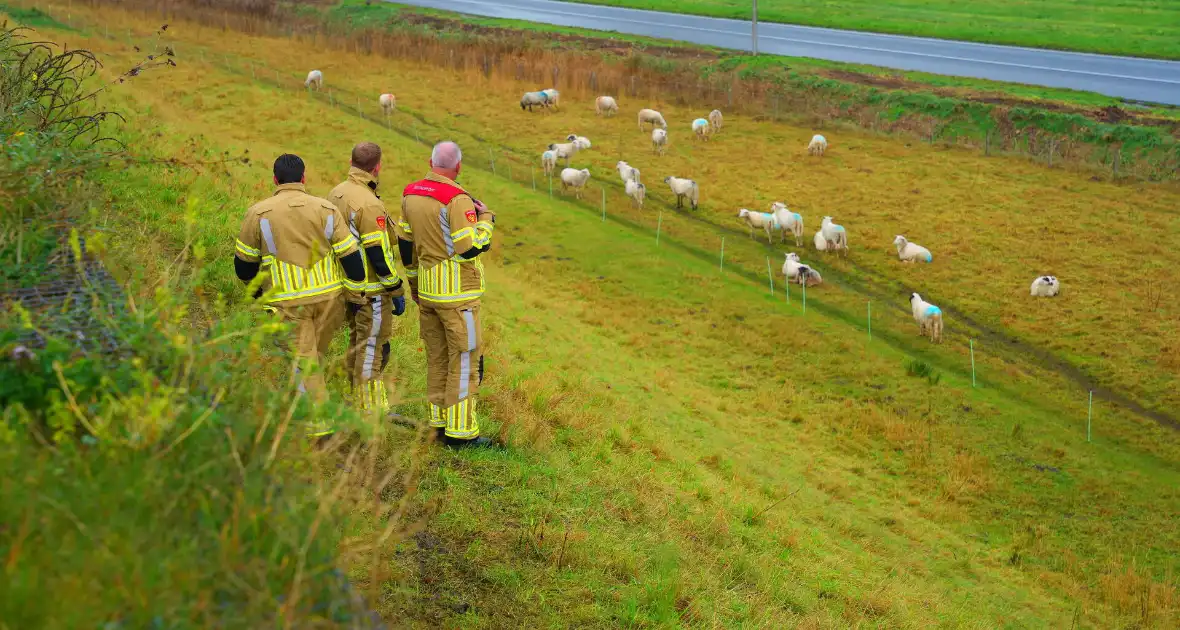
562, 0, 1180, 60
33, 3, 1180, 627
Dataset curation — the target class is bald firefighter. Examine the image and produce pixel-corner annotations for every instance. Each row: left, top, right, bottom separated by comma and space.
234, 154, 367, 436
329, 142, 407, 412
395, 141, 495, 448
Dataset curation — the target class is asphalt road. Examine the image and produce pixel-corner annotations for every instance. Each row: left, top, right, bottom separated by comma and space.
389, 0, 1180, 106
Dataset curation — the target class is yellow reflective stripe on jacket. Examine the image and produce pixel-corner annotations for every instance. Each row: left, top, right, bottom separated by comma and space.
397, 219, 413, 235
360, 230, 402, 289
332, 234, 358, 255
359, 230, 384, 245
261, 254, 342, 303
418, 258, 484, 303
473, 221, 494, 248
235, 239, 261, 258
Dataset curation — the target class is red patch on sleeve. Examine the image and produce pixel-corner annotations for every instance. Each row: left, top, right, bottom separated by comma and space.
465, 209, 477, 223
376, 216, 386, 229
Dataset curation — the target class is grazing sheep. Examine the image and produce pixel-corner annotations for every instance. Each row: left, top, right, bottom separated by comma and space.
893, 235, 933, 263
520, 91, 549, 112
379, 93, 396, 116
709, 109, 723, 134
665, 176, 699, 211
813, 230, 829, 252
560, 167, 591, 199
910, 293, 944, 343
782, 254, 822, 286
638, 108, 667, 131
692, 118, 712, 142
625, 180, 646, 209
738, 209, 776, 244
305, 70, 323, 90
567, 134, 592, 150
547, 141, 580, 166
1030, 275, 1061, 297
651, 128, 668, 155
770, 202, 804, 246
541, 88, 560, 109
820, 216, 848, 257
595, 96, 619, 116
616, 160, 640, 184
808, 134, 828, 156
541, 150, 558, 177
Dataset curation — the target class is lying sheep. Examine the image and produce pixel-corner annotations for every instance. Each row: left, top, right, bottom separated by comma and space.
893, 235, 932, 263
770, 202, 804, 246
541, 150, 557, 177
1030, 275, 1061, 297
547, 141, 580, 166
305, 70, 323, 91
808, 134, 828, 156
782, 253, 822, 286
813, 230, 829, 252
738, 208, 776, 244
560, 168, 591, 199
910, 293, 943, 343
616, 160, 640, 184
665, 176, 699, 211
820, 216, 848, 257
379, 93, 396, 116
651, 128, 668, 155
542, 88, 560, 109
709, 109, 723, 134
692, 118, 712, 142
520, 91, 549, 112
638, 108, 667, 131
625, 180, 646, 209
595, 96, 618, 116
567, 134, 592, 150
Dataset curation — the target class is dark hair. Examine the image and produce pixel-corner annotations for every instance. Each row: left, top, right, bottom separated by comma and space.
273, 154, 305, 185
351, 142, 382, 172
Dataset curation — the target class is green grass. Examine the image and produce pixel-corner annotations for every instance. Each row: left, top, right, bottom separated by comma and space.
564, 0, 1180, 60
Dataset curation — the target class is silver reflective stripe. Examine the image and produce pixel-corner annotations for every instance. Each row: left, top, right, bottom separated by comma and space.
361, 295, 383, 380
260, 218, 277, 254
349, 211, 360, 239
439, 205, 454, 256
324, 214, 335, 241
457, 309, 476, 400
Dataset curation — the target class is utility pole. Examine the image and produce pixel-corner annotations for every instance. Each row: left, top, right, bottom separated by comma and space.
752, 0, 758, 55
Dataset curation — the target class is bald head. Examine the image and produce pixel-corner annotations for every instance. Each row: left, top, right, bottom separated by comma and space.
430, 141, 463, 179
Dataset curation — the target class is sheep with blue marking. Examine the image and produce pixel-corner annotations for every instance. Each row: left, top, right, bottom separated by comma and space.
910, 293, 944, 343
808, 134, 827, 156
1030, 275, 1061, 297
692, 118, 712, 142
821, 216, 849, 257
893, 235, 933, 263
541, 89, 560, 109
770, 202, 804, 246
738, 208, 776, 244
521, 91, 549, 112
541, 150, 557, 177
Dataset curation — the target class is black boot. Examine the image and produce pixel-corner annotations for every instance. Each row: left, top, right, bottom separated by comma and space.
435, 427, 446, 442
443, 435, 494, 449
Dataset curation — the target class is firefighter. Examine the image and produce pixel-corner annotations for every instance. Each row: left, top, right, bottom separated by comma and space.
394, 141, 495, 449
233, 153, 368, 437
329, 142, 407, 413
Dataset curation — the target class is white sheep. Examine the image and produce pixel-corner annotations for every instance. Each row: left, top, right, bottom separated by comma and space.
813, 230, 829, 252
616, 160, 640, 184
305, 70, 323, 91
541, 88, 560, 109
541, 150, 557, 177
893, 235, 932, 263
560, 168, 591, 199
738, 208, 776, 244
820, 216, 848, 257
665, 176, 699, 211
1030, 275, 1061, 297
808, 134, 828, 156
651, 128, 668, 155
379, 93, 396, 116
547, 141, 580, 166
782, 253, 822, 286
770, 202, 804, 246
625, 180, 646, 209
692, 118, 712, 142
520, 91, 549, 112
567, 134, 592, 150
709, 109, 723, 134
638, 108, 667, 131
595, 96, 618, 116
910, 293, 944, 343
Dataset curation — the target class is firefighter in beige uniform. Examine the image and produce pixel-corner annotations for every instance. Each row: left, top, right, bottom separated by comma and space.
329, 142, 406, 412
395, 141, 494, 448
233, 154, 368, 436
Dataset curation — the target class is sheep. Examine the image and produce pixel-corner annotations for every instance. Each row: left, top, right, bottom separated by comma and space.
305, 70, 323, 91
813, 230, 829, 252
709, 109, 723, 134
820, 216, 848, 257
808, 134, 828, 156
541, 88, 560, 109
547, 141, 580, 166
692, 118, 712, 142
638, 108, 667, 131
379, 93, 396, 116
595, 96, 619, 116
1030, 275, 1061, 297
910, 293, 944, 343
738, 208, 776, 244
770, 202, 804, 246
560, 168, 591, 199
893, 235, 932, 263
520, 91, 549, 112
616, 160, 640, 185
651, 128, 668, 155
665, 176, 699, 211
541, 150, 558, 177
782, 253, 822, 286
567, 134, 592, 150
625, 180, 646, 209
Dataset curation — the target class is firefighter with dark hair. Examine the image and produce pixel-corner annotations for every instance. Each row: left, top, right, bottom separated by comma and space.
330, 142, 406, 412
394, 140, 495, 448
234, 153, 367, 437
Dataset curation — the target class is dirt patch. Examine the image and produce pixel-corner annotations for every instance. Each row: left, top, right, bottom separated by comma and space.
825, 69, 911, 91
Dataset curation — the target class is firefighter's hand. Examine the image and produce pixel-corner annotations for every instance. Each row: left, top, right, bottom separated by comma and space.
474, 199, 495, 224
392, 295, 406, 316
